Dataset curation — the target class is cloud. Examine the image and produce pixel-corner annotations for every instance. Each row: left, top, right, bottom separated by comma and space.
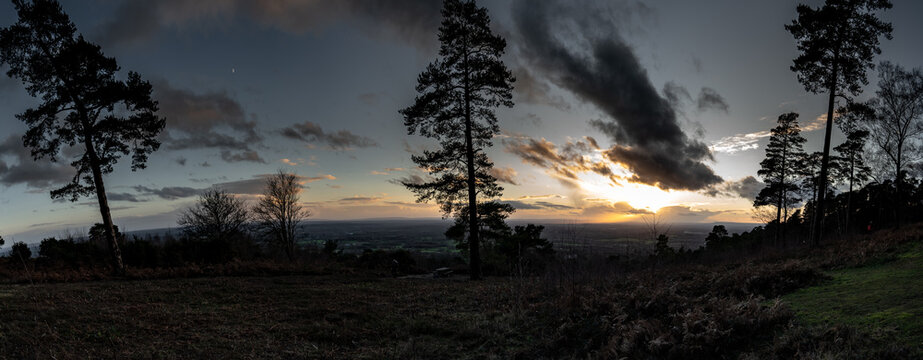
281, 121, 378, 151
95, 0, 441, 51
501, 200, 573, 211
512, 0, 721, 191
501, 200, 543, 210
710, 113, 828, 154
504, 136, 619, 184
389, 174, 427, 187
512, 66, 571, 110
517, 194, 565, 200
214, 174, 334, 195
107, 192, 143, 202
133, 186, 201, 200
710, 130, 771, 154
280, 158, 299, 166
696, 87, 730, 113
489, 166, 519, 185
0, 135, 73, 189
580, 201, 652, 217
153, 80, 263, 162
704, 176, 763, 201
220, 150, 266, 163
174, 157, 187, 166
370, 167, 405, 176
663, 81, 692, 108
339, 196, 384, 203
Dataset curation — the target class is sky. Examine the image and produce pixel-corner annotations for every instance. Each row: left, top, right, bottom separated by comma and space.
0, 0, 921, 242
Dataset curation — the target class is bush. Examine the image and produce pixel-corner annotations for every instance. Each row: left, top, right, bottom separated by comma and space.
9, 242, 30, 260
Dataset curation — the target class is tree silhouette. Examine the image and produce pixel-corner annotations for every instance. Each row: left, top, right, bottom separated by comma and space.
786, 0, 892, 245
253, 171, 310, 261
178, 189, 250, 242
400, 0, 514, 280
863, 62, 923, 227
799, 151, 828, 213
0, 0, 165, 274
834, 103, 873, 232
754, 113, 807, 246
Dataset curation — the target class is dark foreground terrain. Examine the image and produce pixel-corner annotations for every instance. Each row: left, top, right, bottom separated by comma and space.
0, 227, 920, 359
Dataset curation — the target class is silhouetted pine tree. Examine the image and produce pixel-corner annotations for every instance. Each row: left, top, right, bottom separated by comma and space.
786, 0, 892, 245
400, 0, 514, 280
755, 113, 807, 246
0, 0, 165, 274
834, 103, 873, 232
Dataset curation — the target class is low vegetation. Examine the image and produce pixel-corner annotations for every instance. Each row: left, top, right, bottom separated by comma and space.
0, 224, 919, 358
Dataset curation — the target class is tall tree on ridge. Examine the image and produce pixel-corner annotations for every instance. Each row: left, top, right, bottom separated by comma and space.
863, 62, 923, 228
833, 103, 873, 233
786, 0, 892, 246
400, 0, 514, 280
0, 0, 165, 274
754, 113, 807, 246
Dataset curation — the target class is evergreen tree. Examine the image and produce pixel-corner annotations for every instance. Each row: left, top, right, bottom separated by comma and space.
0, 0, 165, 274
786, 0, 892, 245
400, 0, 514, 279
834, 103, 873, 232
755, 113, 807, 246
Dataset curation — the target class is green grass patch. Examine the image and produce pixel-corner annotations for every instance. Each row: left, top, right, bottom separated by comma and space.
783, 241, 923, 350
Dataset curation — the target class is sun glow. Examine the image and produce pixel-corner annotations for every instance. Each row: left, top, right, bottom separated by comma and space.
579, 175, 677, 213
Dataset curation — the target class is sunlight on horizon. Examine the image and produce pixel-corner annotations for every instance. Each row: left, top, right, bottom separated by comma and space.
578, 174, 678, 213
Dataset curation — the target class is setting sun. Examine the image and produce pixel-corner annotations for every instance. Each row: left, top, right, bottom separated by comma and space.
579, 174, 677, 213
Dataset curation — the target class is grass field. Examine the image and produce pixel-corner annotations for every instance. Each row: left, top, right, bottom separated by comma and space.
783, 242, 923, 350
1, 229, 921, 359
0, 275, 536, 359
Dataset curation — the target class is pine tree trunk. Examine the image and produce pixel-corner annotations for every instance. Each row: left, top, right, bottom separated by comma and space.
845, 160, 854, 234
812, 62, 838, 247
463, 51, 481, 280
896, 145, 902, 228
83, 131, 125, 275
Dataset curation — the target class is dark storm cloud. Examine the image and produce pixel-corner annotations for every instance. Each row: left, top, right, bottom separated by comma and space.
704, 176, 763, 201
697, 87, 730, 113
662, 81, 692, 108
96, 0, 441, 51
153, 80, 264, 163
281, 121, 378, 151
512, 67, 571, 110
0, 135, 73, 189
511, 0, 722, 191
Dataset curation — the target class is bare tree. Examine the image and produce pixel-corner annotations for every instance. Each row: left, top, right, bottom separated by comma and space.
178, 189, 250, 242
864, 62, 923, 227
253, 171, 311, 261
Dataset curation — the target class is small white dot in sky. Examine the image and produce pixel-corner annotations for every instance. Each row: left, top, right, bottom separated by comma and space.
231, 68, 236, 73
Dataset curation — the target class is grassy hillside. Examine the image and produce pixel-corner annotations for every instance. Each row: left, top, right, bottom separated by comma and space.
784, 242, 923, 350
0, 226, 920, 359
